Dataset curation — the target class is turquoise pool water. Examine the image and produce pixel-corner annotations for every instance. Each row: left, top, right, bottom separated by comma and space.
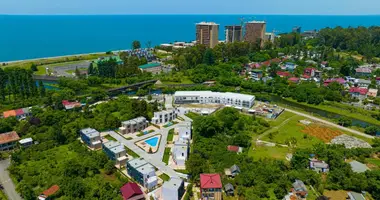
145, 136, 159, 147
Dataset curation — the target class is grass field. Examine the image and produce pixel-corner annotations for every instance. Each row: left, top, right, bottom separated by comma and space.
163, 147, 171, 165
249, 145, 291, 161
366, 158, 380, 169
323, 190, 349, 200
125, 146, 140, 158
167, 129, 174, 142
104, 135, 116, 141
159, 173, 170, 182
185, 112, 200, 120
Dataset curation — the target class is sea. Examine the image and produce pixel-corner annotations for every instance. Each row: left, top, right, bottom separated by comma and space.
1, 15, 380, 62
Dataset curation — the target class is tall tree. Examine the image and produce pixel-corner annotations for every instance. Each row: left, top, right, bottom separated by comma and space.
132, 40, 141, 50
38, 80, 46, 97
202, 48, 215, 65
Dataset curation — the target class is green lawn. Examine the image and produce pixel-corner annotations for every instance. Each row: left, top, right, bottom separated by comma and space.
248, 145, 290, 161
159, 173, 170, 182
125, 146, 140, 158
0, 190, 7, 200
34, 60, 90, 75
163, 147, 171, 165
185, 112, 200, 120
261, 112, 324, 148
104, 135, 116, 141
366, 158, 380, 167
280, 98, 380, 126
167, 129, 174, 143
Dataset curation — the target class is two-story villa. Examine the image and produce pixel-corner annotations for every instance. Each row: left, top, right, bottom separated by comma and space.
127, 158, 158, 190
102, 140, 128, 168
80, 128, 102, 149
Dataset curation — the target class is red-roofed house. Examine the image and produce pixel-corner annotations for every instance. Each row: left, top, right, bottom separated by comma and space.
200, 174, 222, 200
349, 87, 368, 100
288, 77, 300, 84
38, 185, 60, 200
120, 183, 144, 200
0, 131, 20, 151
62, 100, 83, 110
227, 145, 243, 153
277, 71, 292, 78
2, 107, 31, 120
356, 67, 372, 77
323, 78, 346, 87
303, 68, 316, 77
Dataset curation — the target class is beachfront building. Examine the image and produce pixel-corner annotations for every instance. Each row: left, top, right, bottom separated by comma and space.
200, 174, 223, 200
172, 138, 189, 167
244, 21, 266, 47
162, 178, 185, 200
126, 158, 158, 190
174, 91, 255, 108
80, 128, 102, 149
196, 22, 219, 48
120, 182, 145, 200
0, 131, 20, 151
151, 109, 177, 125
2, 107, 31, 120
19, 138, 33, 148
97, 56, 124, 65
120, 117, 148, 134
225, 25, 243, 43
102, 141, 128, 168
138, 63, 162, 75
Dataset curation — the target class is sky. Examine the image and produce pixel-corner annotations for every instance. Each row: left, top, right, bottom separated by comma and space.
1, 0, 380, 15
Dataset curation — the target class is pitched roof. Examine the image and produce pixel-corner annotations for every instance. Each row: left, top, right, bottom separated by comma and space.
139, 62, 161, 69
42, 185, 60, 197
288, 77, 300, 82
349, 87, 368, 95
0, 131, 20, 145
349, 160, 369, 173
277, 71, 292, 77
224, 183, 234, 191
3, 110, 16, 118
227, 145, 240, 152
200, 174, 222, 189
15, 109, 24, 116
356, 67, 372, 73
230, 164, 240, 173
120, 183, 143, 200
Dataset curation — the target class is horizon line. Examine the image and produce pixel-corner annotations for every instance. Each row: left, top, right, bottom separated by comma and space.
1, 13, 380, 16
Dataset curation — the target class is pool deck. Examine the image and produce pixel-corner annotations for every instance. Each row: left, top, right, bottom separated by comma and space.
135, 135, 162, 153
107, 114, 193, 179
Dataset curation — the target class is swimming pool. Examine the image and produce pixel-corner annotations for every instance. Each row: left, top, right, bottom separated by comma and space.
145, 136, 159, 147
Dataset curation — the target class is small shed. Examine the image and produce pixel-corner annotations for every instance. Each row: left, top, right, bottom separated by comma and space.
224, 183, 234, 196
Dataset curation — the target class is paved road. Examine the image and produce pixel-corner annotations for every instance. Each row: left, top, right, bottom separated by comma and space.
108, 119, 191, 179
0, 159, 22, 200
285, 108, 374, 139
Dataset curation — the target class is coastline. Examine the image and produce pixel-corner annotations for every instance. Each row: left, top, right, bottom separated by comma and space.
0, 49, 128, 65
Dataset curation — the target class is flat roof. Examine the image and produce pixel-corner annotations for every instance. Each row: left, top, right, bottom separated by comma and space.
128, 158, 148, 168
103, 140, 121, 150
247, 20, 266, 24
163, 177, 183, 190
174, 91, 255, 102
80, 128, 100, 139
139, 62, 161, 69
19, 138, 33, 144
196, 22, 219, 25
136, 163, 155, 174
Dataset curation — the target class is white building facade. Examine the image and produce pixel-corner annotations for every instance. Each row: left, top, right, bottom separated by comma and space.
174, 91, 255, 108
172, 138, 189, 167
151, 109, 177, 124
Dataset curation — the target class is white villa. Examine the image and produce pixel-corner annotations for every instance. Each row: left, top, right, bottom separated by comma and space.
172, 138, 189, 167
174, 91, 255, 108
120, 117, 148, 134
151, 109, 177, 125
177, 122, 192, 141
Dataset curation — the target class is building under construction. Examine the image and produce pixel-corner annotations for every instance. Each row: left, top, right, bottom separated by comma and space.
244, 21, 266, 47
196, 22, 219, 48
225, 25, 243, 43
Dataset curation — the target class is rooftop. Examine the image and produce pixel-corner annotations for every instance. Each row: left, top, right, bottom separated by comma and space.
349, 160, 369, 173
80, 128, 100, 139
200, 174, 222, 189
128, 157, 148, 168
349, 87, 368, 95
120, 182, 143, 200
0, 131, 20, 145
163, 177, 183, 190
247, 20, 266, 24
196, 22, 219, 25
138, 62, 161, 69
19, 137, 33, 144
41, 185, 60, 197
174, 91, 255, 102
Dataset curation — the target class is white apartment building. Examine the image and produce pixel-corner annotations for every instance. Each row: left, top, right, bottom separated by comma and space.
174, 91, 255, 108
151, 109, 177, 124
172, 138, 189, 167
120, 117, 148, 134
177, 121, 192, 141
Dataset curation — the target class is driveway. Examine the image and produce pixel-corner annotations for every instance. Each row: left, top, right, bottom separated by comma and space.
0, 159, 22, 200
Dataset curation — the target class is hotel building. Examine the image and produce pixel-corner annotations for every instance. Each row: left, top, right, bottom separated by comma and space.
244, 21, 266, 47
196, 22, 219, 48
